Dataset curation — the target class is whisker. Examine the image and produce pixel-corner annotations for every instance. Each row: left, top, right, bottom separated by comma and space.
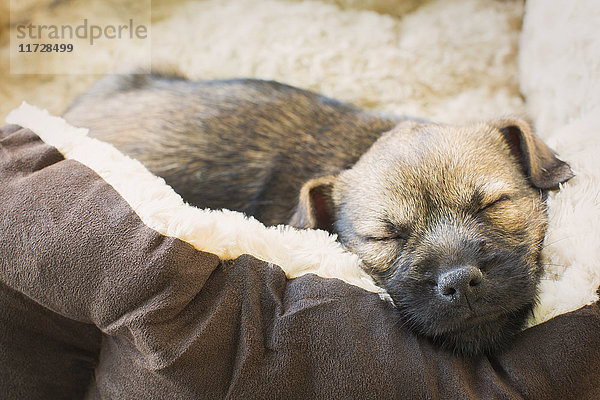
541, 236, 572, 249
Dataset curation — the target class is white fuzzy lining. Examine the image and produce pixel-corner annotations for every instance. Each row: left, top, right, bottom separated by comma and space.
6, 103, 600, 327
531, 109, 600, 325
6, 102, 386, 296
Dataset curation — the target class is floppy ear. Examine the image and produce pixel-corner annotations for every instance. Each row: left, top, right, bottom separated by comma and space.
289, 175, 337, 231
493, 118, 575, 189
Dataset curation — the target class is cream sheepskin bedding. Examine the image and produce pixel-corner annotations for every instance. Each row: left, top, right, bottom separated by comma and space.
1, 0, 599, 328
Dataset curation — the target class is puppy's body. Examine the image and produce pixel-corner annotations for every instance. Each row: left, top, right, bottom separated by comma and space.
65, 74, 399, 225
65, 73, 573, 355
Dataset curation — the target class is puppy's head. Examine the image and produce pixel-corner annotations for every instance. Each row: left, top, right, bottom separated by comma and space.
291, 118, 574, 355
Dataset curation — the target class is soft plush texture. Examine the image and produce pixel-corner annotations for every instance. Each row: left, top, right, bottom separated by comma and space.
1, 0, 599, 398
519, 0, 600, 135
1, 0, 598, 326
5, 103, 384, 295
517, 0, 600, 325
2, 120, 600, 399
1, 0, 524, 121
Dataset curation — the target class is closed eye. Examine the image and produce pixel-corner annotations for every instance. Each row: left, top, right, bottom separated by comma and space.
364, 221, 410, 243
480, 194, 511, 211
364, 234, 407, 242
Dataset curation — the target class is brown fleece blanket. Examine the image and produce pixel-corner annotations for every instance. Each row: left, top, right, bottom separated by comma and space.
1, 124, 599, 400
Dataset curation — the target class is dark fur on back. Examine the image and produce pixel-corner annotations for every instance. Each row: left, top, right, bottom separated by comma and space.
65, 74, 399, 225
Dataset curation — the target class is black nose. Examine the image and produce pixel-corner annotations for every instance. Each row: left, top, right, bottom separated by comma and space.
437, 266, 483, 304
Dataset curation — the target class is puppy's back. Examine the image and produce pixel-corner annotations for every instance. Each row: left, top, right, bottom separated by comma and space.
64, 73, 398, 224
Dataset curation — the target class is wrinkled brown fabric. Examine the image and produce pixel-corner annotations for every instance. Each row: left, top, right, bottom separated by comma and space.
1, 125, 599, 399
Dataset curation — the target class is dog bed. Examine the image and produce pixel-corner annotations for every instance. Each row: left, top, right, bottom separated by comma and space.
1, 103, 599, 399
2, 0, 600, 398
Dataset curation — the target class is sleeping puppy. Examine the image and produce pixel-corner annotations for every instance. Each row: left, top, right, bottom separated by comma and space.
64, 72, 574, 355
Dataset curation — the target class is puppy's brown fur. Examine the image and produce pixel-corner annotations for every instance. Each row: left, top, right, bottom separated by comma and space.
65, 73, 399, 226
65, 73, 574, 355
297, 119, 573, 354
